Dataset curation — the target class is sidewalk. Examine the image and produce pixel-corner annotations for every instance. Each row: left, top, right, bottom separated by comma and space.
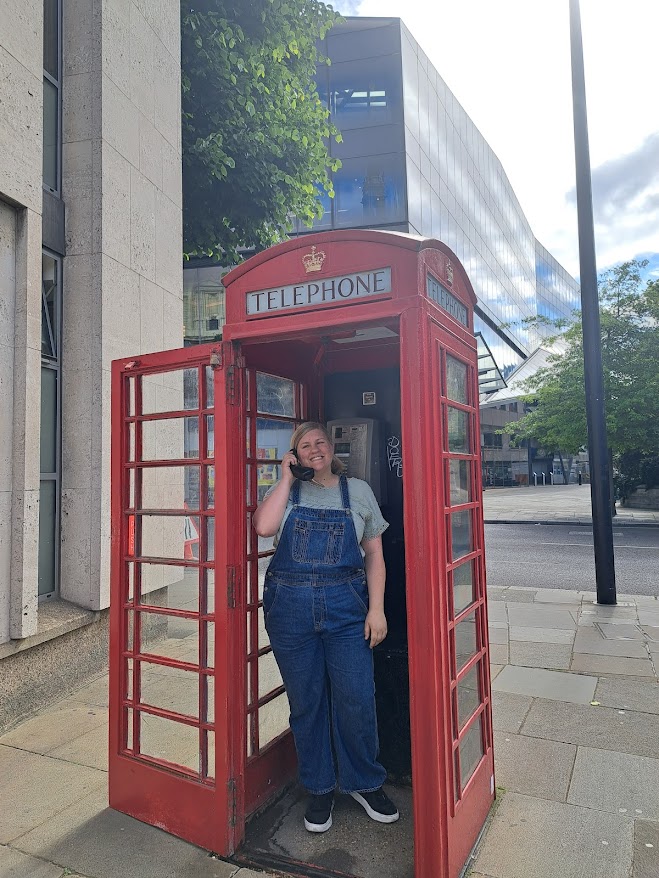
1, 587, 658, 878
483, 484, 659, 525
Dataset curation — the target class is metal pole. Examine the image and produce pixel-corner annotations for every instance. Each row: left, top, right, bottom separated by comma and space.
569, 0, 616, 603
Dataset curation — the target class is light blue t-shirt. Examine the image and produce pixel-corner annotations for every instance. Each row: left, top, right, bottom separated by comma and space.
266, 478, 388, 549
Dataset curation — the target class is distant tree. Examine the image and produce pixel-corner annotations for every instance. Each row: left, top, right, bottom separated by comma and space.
181, 0, 342, 261
507, 260, 659, 498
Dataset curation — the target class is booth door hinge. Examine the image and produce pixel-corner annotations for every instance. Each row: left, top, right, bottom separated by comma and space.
209, 347, 223, 370
227, 778, 237, 827
226, 364, 243, 405
227, 567, 237, 609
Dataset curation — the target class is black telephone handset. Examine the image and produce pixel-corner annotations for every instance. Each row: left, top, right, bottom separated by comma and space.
288, 449, 315, 481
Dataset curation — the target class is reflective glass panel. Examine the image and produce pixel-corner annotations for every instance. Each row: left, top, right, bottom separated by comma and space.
38, 480, 57, 596
448, 407, 469, 453
455, 611, 478, 671
139, 713, 200, 774
204, 729, 215, 780
258, 650, 283, 700
446, 355, 468, 403
457, 662, 481, 730
142, 368, 198, 414
449, 459, 471, 506
141, 465, 198, 511
141, 417, 199, 461
451, 510, 472, 560
259, 693, 290, 748
334, 153, 406, 228
40, 368, 57, 473
459, 714, 484, 789
139, 564, 198, 612
453, 560, 476, 615
257, 464, 282, 502
139, 613, 198, 664
139, 661, 199, 718
140, 514, 196, 561
256, 373, 295, 417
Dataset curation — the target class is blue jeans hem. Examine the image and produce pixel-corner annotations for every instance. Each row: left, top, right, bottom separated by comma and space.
339, 782, 384, 795
305, 784, 337, 796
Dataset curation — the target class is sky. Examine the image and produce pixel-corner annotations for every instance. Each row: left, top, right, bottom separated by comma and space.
332, 0, 659, 281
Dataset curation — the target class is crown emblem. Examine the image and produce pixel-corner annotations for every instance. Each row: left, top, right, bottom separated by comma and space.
446, 259, 454, 285
302, 245, 326, 273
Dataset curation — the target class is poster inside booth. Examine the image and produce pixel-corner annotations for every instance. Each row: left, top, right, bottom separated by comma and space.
109, 230, 494, 878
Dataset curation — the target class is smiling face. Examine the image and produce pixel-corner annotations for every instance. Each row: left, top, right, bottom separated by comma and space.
295, 428, 334, 477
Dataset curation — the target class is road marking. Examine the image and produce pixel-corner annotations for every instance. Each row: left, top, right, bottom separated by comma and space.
569, 531, 623, 536
514, 542, 657, 549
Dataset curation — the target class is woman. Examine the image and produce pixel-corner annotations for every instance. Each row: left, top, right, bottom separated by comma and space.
253, 422, 399, 833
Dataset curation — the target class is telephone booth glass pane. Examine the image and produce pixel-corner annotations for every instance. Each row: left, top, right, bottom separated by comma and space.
141, 417, 198, 461
446, 355, 468, 403
141, 466, 198, 510
455, 611, 478, 671
140, 714, 200, 773
457, 662, 480, 730
256, 373, 296, 417
448, 407, 469, 453
451, 509, 472, 560
449, 459, 471, 505
459, 714, 484, 788
452, 560, 476, 615
259, 693, 290, 746
142, 368, 198, 414
141, 515, 194, 560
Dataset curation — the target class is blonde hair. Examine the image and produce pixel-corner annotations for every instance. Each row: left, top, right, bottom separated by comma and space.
290, 422, 346, 475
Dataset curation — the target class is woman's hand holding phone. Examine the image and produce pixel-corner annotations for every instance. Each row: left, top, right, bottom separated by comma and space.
281, 450, 299, 486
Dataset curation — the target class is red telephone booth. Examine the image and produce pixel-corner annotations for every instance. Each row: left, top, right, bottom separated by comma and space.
109, 230, 494, 878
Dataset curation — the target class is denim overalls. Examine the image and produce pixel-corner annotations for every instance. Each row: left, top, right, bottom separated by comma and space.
263, 476, 387, 795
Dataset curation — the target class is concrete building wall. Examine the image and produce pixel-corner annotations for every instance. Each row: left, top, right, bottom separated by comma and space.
0, 0, 183, 676
0, 0, 44, 643
60, 0, 183, 613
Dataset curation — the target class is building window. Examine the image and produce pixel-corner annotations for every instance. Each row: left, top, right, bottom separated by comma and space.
43, 0, 61, 193
40, 252, 62, 598
183, 265, 227, 345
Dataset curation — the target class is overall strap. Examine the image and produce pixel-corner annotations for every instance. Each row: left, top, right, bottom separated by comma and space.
291, 479, 301, 505
339, 475, 351, 510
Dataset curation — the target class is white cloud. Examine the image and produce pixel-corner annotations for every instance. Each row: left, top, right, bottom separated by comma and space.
333, 0, 659, 276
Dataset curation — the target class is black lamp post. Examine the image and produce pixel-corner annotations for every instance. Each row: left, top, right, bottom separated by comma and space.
569, 0, 616, 603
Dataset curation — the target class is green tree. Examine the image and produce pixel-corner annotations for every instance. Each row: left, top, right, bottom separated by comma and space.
507, 260, 659, 496
182, 0, 342, 261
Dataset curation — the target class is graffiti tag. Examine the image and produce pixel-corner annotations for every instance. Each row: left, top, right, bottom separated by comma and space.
387, 435, 403, 478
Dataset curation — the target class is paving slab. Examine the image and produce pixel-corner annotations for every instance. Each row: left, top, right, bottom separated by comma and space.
521, 699, 659, 759
472, 791, 634, 878
509, 626, 575, 645
0, 745, 106, 844
641, 626, 659, 641
0, 703, 108, 756
567, 746, 659, 818
532, 589, 582, 604
571, 654, 656, 677
594, 677, 659, 714
488, 627, 509, 645
48, 723, 108, 772
489, 644, 509, 664
493, 666, 596, 704
492, 692, 533, 733
12, 785, 241, 878
66, 674, 110, 708
507, 606, 577, 630
0, 845, 64, 878
493, 732, 576, 801
490, 664, 504, 681
573, 630, 649, 658
508, 642, 572, 670
488, 602, 508, 622
633, 820, 659, 878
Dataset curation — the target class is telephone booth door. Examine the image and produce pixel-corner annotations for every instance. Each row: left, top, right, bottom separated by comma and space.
109, 343, 240, 853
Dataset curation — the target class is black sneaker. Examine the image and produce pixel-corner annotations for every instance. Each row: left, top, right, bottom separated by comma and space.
304, 791, 334, 833
350, 788, 399, 823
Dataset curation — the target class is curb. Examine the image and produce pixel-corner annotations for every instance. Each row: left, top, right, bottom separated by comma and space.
484, 518, 659, 528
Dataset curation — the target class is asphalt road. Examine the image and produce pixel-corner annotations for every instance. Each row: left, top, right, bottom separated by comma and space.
484, 523, 659, 597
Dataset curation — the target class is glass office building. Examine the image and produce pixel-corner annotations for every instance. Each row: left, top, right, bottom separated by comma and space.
184, 17, 580, 389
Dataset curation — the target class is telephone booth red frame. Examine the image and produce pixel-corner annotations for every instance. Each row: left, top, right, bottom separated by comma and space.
109, 230, 494, 878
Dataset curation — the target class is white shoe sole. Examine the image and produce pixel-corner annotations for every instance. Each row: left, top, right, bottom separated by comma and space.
350, 791, 400, 823
304, 812, 333, 833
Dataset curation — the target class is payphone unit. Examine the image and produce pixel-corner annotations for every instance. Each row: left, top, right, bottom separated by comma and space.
327, 417, 385, 503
